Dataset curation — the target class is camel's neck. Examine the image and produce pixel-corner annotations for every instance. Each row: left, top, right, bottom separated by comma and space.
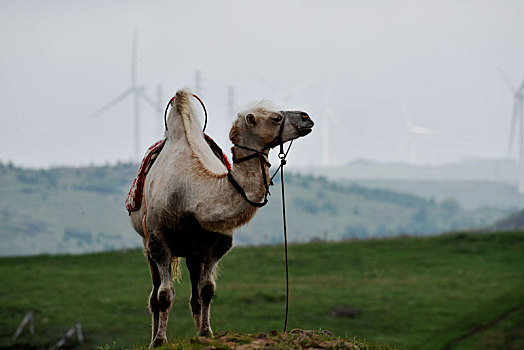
170, 144, 273, 233
229, 145, 271, 206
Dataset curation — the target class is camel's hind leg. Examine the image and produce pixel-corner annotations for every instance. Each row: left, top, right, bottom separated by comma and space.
147, 255, 161, 343
147, 233, 175, 347
196, 233, 233, 337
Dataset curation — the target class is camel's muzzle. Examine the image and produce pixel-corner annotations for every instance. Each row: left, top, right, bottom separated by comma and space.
282, 111, 314, 137
298, 127, 313, 136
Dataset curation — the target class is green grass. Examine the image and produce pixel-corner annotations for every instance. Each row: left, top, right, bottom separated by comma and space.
451, 305, 524, 350
0, 231, 523, 349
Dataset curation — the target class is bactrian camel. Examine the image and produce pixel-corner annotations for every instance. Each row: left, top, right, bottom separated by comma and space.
129, 89, 314, 347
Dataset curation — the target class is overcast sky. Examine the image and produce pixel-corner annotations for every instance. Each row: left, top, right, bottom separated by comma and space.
1, 0, 523, 168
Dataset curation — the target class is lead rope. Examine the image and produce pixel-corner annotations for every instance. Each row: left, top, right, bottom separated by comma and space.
167, 93, 292, 330
279, 151, 290, 333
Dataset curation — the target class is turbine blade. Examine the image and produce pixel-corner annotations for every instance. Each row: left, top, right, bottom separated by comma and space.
91, 87, 134, 118
518, 76, 524, 94
254, 72, 284, 96
287, 77, 317, 97
398, 103, 414, 129
497, 67, 516, 92
139, 90, 162, 113
411, 126, 433, 135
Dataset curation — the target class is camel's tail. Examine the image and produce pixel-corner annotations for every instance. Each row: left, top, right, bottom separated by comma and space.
172, 257, 182, 282
168, 89, 228, 176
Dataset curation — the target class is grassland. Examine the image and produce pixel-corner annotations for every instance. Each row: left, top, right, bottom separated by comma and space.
0, 231, 522, 349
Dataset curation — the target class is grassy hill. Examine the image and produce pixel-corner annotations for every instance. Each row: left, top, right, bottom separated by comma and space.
0, 162, 509, 256
346, 179, 524, 210
489, 209, 524, 231
298, 159, 524, 210
1, 231, 522, 349
301, 158, 519, 184
0, 163, 139, 255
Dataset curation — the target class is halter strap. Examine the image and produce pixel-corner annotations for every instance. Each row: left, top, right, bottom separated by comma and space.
228, 113, 288, 207
233, 145, 271, 166
164, 94, 208, 133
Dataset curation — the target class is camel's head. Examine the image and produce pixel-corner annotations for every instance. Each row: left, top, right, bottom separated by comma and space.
230, 102, 314, 151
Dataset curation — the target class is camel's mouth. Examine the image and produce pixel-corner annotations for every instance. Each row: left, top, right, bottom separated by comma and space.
298, 126, 313, 136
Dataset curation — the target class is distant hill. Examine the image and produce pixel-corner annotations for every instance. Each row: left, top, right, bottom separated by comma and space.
299, 158, 519, 183
0, 162, 510, 256
294, 158, 524, 210
343, 179, 523, 210
489, 209, 524, 231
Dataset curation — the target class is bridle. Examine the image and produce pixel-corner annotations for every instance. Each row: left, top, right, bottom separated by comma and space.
164, 94, 208, 133
227, 111, 292, 208
164, 94, 292, 207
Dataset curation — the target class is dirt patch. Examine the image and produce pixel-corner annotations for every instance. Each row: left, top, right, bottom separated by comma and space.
166, 329, 393, 349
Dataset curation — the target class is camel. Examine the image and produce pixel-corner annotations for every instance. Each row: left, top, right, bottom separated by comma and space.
128, 88, 314, 347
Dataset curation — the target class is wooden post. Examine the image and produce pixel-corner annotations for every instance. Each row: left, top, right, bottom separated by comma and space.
12, 311, 34, 340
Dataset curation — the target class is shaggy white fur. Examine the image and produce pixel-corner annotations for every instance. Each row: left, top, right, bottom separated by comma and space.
168, 88, 228, 176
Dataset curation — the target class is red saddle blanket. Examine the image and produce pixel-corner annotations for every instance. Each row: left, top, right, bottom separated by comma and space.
125, 135, 231, 214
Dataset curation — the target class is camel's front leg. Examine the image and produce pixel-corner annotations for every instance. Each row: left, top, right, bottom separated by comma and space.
147, 233, 175, 347
198, 258, 217, 337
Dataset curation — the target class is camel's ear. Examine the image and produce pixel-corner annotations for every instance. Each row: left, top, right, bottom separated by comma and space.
245, 113, 256, 127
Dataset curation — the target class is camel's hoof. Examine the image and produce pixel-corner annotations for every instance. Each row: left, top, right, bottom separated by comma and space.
198, 327, 213, 337
150, 336, 168, 348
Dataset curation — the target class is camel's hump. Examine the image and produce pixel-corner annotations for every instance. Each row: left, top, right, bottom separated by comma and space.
168, 89, 229, 176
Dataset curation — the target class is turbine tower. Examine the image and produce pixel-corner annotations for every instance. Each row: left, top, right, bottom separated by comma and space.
194, 70, 202, 96
227, 85, 235, 120
498, 69, 524, 193
156, 85, 164, 136
396, 104, 433, 164
91, 30, 161, 161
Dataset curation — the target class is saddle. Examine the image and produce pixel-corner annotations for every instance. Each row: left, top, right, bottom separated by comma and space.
125, 134, 231, 214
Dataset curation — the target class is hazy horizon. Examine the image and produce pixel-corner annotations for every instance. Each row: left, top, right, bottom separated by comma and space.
1, 0, 523, 168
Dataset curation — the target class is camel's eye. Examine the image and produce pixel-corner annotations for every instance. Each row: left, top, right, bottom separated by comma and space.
272, 115, 283, 123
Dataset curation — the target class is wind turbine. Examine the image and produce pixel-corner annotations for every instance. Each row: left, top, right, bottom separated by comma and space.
498, 68, 524, 193
91, 30, 162, 161
396, 104, 433, 164
255, 74, 316, 107
320, 80, 341, 167
255, 74, 318, 165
